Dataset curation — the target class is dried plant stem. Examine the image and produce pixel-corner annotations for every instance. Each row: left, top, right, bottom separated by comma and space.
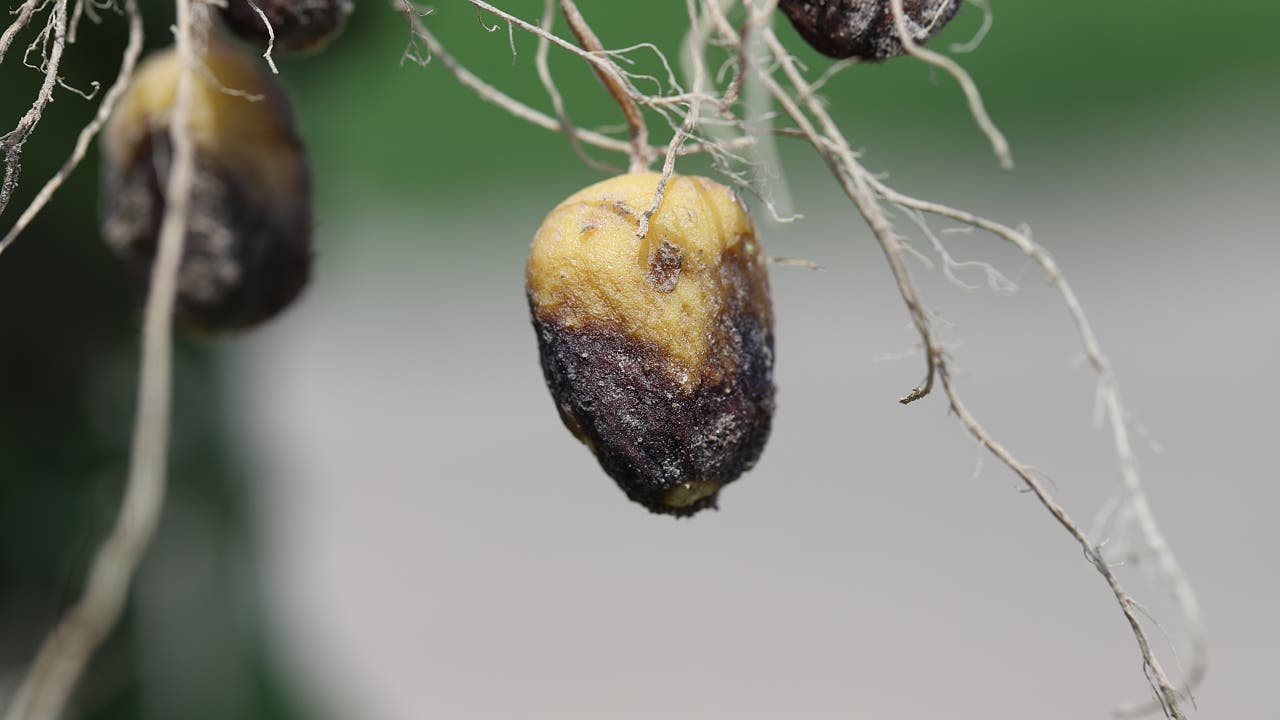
400, 2, 766, 161
936, 370, 1184, 720
0, 0, 40, 62
888, 0, 1012, 169
66, 0, 83, 45
742, 18, 938, 404
244, 0, 279, 74
399, 2, 632, 156
637, 0, 706, 238
717, 0, 752, 108
534, 0, 617, 173
1, 2, 204, 719
707, 4, 934, 403
0, 0, 144, 256
867, 177, 1206, 716
557, 0, 650, 172
0, 0, 68, 220
736, 4, 1189, 715
464, 0, 653, 170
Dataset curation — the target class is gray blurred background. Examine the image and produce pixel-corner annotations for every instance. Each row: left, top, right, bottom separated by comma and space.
2, 0, 1277, 718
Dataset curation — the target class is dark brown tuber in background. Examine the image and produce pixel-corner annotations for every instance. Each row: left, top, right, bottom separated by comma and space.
527, 173, 776, 517
220, 0, 353, 54
100, 39, 312, 333
778, 0, 960, 61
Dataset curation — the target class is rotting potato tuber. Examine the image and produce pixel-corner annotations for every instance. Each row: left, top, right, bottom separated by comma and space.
778, 0, 960, 61
527, 173, 776, 517
219, 0, 354, 54
101, 38, 312, 333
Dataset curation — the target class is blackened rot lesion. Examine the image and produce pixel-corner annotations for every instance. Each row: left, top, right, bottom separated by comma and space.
101, 131, 312, 333
220, 0, 353, 53
777, 0, 960, 61
529, 253, 775, 517
646, 240, 683, 293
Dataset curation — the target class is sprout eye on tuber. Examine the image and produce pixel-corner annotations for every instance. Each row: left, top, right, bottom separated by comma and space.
778, 0, 960, 61
101, 39, 312, 333
526, 173, 776, 517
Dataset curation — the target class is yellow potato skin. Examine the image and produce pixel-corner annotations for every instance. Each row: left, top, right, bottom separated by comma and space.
104, 39, 304, 212
527, 173, 775, 516
101, 39, 311, 332
527, 172, 771, 385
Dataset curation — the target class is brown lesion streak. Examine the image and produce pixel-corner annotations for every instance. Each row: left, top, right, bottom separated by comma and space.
606, 200, 634, 217
646, 239, 682, 293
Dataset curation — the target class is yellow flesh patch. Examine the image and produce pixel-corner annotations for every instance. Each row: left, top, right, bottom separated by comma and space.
663, 480, 721, 509
104, 39, 301, 208
526, 173, 760, 383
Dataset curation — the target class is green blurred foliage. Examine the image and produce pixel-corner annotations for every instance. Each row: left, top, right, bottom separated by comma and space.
283, 0, 1279, 204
